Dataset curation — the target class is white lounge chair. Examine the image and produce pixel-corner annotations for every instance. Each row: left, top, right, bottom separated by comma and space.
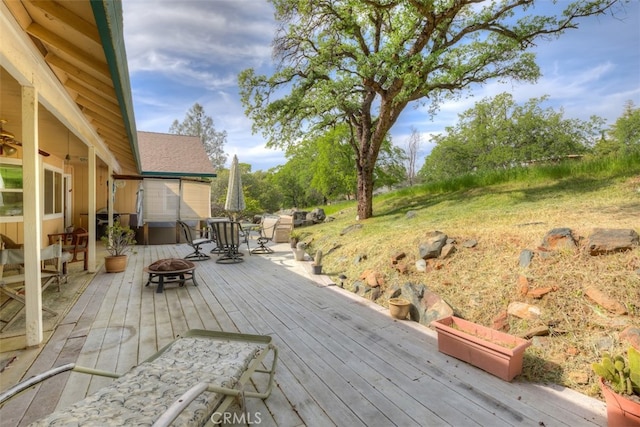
0, 330, 278, 426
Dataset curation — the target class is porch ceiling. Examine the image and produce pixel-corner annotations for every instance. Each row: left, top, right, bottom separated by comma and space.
1, 0, 139, 175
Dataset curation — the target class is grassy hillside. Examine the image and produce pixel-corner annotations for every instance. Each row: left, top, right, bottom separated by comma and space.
295, 156, 640, 396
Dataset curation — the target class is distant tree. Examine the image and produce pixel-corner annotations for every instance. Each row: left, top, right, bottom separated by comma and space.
418, 93, 604, 182
211, 164, 283, 217
271, 158, 319, 208
404, 128, 421, 186
169, 103, 228, 170
239, 0, 622, 219
374, 142, 408, 190
603, 101, 640, 155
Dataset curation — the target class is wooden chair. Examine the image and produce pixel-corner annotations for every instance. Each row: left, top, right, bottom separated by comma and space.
251, 215, 280, 254
48, 227, 89, 271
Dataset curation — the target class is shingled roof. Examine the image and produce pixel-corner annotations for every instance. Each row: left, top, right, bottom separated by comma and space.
137, 131, 217, 177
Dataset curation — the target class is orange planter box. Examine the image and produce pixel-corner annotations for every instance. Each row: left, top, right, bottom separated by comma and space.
432, 316, 532, 382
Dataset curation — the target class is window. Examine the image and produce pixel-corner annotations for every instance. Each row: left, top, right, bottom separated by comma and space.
0, 160, 64, 220
0, 161, 23, 217
44, 167, 63, 216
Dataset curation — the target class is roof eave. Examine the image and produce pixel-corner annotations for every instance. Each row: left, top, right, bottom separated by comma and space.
91, 0, 141, 173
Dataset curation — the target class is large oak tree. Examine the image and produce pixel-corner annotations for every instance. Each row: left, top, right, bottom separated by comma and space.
239, 0, 623, 219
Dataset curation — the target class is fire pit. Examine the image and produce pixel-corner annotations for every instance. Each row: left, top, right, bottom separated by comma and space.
144, 258, 198, 293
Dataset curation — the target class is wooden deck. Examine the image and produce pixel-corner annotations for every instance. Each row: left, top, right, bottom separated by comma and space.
0, 241, 606, 426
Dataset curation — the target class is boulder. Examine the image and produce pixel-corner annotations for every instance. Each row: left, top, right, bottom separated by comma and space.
419, 231, 448, 259
588, 228, 639, 255
541, 228, 577, 252
399, 283, 453, 327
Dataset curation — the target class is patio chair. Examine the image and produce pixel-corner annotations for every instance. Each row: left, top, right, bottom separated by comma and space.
0, 329, 278, 426
207, 217, 229, 254
251, 215, 280, 254
210, 220, 245, 264
177, 220, 212, 261
0, 242, 69, 332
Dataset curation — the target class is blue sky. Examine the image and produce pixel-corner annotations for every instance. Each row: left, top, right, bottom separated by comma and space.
122, 1, 640, 172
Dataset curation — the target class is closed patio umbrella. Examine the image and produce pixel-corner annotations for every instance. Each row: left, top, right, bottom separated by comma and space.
224, 155, 245, 220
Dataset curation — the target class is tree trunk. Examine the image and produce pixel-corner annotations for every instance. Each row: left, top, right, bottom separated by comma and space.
356, 163, 374, 219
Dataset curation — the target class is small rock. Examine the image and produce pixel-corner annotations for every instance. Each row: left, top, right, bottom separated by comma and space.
507, 302, 541, 320
462, 239, 478, 248
393, 263, 409, 274
492, 311, 510, 332
527, 287, 556, 299
519, 249, 535, 268
340, 223, 363, 236
415, 259, 427, 272
405, 210, 417, 219
517, 275, 530, 296
391, 252, 406, 264
566, 346, 580, 356
523, 326, 550, 339
440, 243, 456, 259
359, 270, 384, 287
568, 371, 590, 385
426, 259, 444, 271
620, 326, 640, 351
584, 287, 627, 315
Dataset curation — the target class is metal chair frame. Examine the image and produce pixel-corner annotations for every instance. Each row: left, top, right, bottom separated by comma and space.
177, 220, 212, 261
251, 215, 280, 254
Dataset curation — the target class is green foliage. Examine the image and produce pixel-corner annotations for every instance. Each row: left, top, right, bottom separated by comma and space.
595, 100, 640, 156
418, 93, 605, 182
592, 347, 640, 396
169, 103, 228, 170
211, 166, 283, 217
239, 0, 620, 219
101, 221, 136, 257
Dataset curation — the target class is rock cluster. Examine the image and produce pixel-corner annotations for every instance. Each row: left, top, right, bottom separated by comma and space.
347, 226, 638, 338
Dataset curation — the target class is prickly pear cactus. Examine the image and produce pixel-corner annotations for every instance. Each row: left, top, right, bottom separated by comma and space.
592, 347, 640, 396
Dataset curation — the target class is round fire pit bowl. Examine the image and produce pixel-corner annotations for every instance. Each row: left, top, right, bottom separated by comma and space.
144, 258, 198, 293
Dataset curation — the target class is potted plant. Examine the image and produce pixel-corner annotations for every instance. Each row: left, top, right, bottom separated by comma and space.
592, 347, 640, 426
312, 250, 323, 274
293, 241, 306, 261
101, 221, 136, 273
431, 315, 532, 382
388, 298, 411, 320
290, 231, 300, 249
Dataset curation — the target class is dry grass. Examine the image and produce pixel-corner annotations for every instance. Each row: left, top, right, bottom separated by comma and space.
298, 174, 640, 397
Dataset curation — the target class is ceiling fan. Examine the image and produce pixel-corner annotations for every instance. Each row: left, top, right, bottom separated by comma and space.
0, 119, 50, 157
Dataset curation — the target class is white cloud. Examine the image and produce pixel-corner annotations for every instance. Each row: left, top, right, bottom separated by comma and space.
124, 0, 640, 172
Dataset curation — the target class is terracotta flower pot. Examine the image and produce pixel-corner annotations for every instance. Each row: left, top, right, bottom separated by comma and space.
104, 255, 127, 273
389, 298, 411, 320
431, 315, 532, 382
599, 377, 640, 426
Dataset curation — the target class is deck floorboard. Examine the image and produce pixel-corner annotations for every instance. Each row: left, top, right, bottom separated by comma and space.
0, 242, 606, 426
